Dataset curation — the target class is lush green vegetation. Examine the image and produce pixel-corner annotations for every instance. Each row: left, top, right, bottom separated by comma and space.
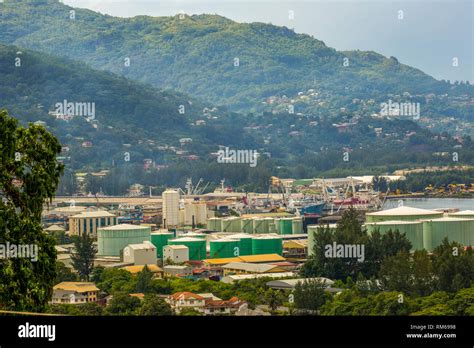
0, 109, 63, 312
1, 1, 472, 116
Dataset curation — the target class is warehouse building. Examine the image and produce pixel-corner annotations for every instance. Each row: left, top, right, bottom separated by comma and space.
222, 262, 287, 276
163, 245, 189, 264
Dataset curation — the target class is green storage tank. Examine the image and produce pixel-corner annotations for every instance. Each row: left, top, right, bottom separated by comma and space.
270, 218, 280, 234
252, 235, 283, 255
209, 239, 240, 258
222, 217, 241, 232
228, 233, 253, 256
422, 217, 474, 251
150, 231, 174, 258
241, 218, 253, 234
98, 224, 151, 256
253, 218, 268, 234
365, 206, 443, 223
364, 220, 424, 251
179, 232, 206, 239
279, 218, 293, 235
448, 210, 474, 219
292, 218, 303, 234
169, 237, 206, 260
307, 224, 337, 257
207, 217, 222, 231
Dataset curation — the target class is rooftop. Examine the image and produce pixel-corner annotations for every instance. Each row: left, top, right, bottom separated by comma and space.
366, 206, 442, 216
71, 211, 115, 218
223, 262, 285, 273
99, 223, 150, 231
121, 264, 162, 274
53, 282, 99, 293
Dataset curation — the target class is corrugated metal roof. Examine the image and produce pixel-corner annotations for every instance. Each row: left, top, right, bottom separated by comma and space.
121, 264, 162, 274
223, 262, 284, 273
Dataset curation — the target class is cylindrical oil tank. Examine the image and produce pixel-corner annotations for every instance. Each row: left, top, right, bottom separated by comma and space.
150, 231, 174, 258
209, 238, 240, 258
422, 217, 474, 251
228, 233, 253, 256
365, 206, 443, 223
168, 237, 206, 260
241, 218, 253, 234
279, 218, 293, 235
230, 217, 242, 232
307, 224, 337, 257
252, 235, 283, 255
98, 224, 151, 256
364, 220, 424, 250
292, 217, 303, 234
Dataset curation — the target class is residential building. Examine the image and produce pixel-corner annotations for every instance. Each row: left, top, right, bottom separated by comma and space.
163, 265, 193, 278
52, 282, 99, 305
167, 292, 206, 314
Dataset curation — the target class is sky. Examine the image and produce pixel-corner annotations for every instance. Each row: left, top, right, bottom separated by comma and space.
63, 0, 473, 82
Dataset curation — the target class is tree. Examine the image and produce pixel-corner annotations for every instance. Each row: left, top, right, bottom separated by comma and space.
264, 288, 284, 312
135, 265, 154, 294
293, 279, 330, 313
55, 261, 79, 283
378, 251, 412, 294
432, 239, 474, 292
76, 302, 104, 316
139, 294, 173, 316
0, 109, 63, 311
70, 233, 97, 281
105, 293, 141, 315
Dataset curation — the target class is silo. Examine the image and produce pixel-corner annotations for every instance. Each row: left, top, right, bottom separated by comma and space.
364, 220, 424, 250
150, 231, 174, 258
162, 189, 180, 227
365, 206, 443, 223
209, 239, 240, 258
228, 233, 253, 256
422, 217, 474, 251
252, 235, 283, 255
241, 218, 253, 234
307, 224, 337, 257
168, 237, 206, 260
279, 218, 293, 235
292, 217, 303, 234
98, 224, 151, 256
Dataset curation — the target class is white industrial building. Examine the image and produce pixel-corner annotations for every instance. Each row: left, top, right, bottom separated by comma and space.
123, 241, 157, 265
163, 245, 189, 263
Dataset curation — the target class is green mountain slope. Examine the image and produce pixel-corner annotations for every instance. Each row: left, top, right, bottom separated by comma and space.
1, 0, 471, 114
0, 43, 259, 171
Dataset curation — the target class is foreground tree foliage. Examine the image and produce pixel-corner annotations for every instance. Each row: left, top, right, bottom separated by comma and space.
0, 109, 63, 311
70, 233, 97, 281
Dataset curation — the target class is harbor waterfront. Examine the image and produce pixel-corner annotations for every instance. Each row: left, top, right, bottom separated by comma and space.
383, 198, 474, 210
